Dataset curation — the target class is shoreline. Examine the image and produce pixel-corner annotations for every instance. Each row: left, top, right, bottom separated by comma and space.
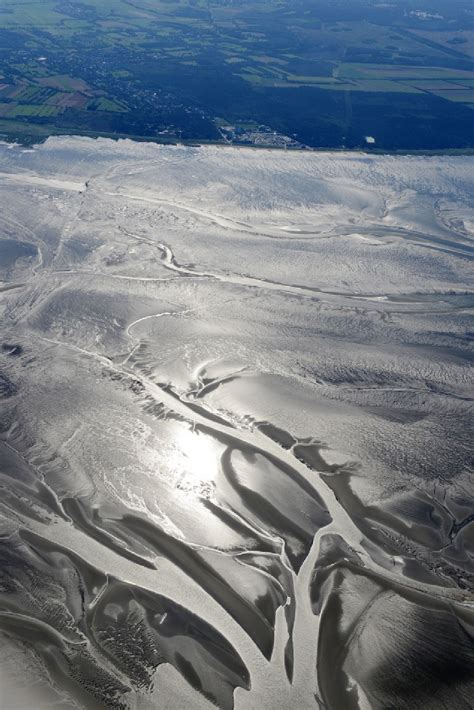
1, 125, 473, 158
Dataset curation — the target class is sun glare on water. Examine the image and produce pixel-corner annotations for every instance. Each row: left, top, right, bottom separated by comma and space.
169, 426, 221, 489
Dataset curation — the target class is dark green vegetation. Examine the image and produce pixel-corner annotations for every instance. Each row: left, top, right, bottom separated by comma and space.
0, 0, 473, 149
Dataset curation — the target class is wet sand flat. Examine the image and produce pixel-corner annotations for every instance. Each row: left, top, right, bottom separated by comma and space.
0, 137, 472, 709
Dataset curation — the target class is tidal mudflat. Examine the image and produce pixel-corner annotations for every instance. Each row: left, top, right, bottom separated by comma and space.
0, 138, 472, 709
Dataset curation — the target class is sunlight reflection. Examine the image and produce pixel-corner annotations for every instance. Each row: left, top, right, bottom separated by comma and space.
170, 426, 220, 488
